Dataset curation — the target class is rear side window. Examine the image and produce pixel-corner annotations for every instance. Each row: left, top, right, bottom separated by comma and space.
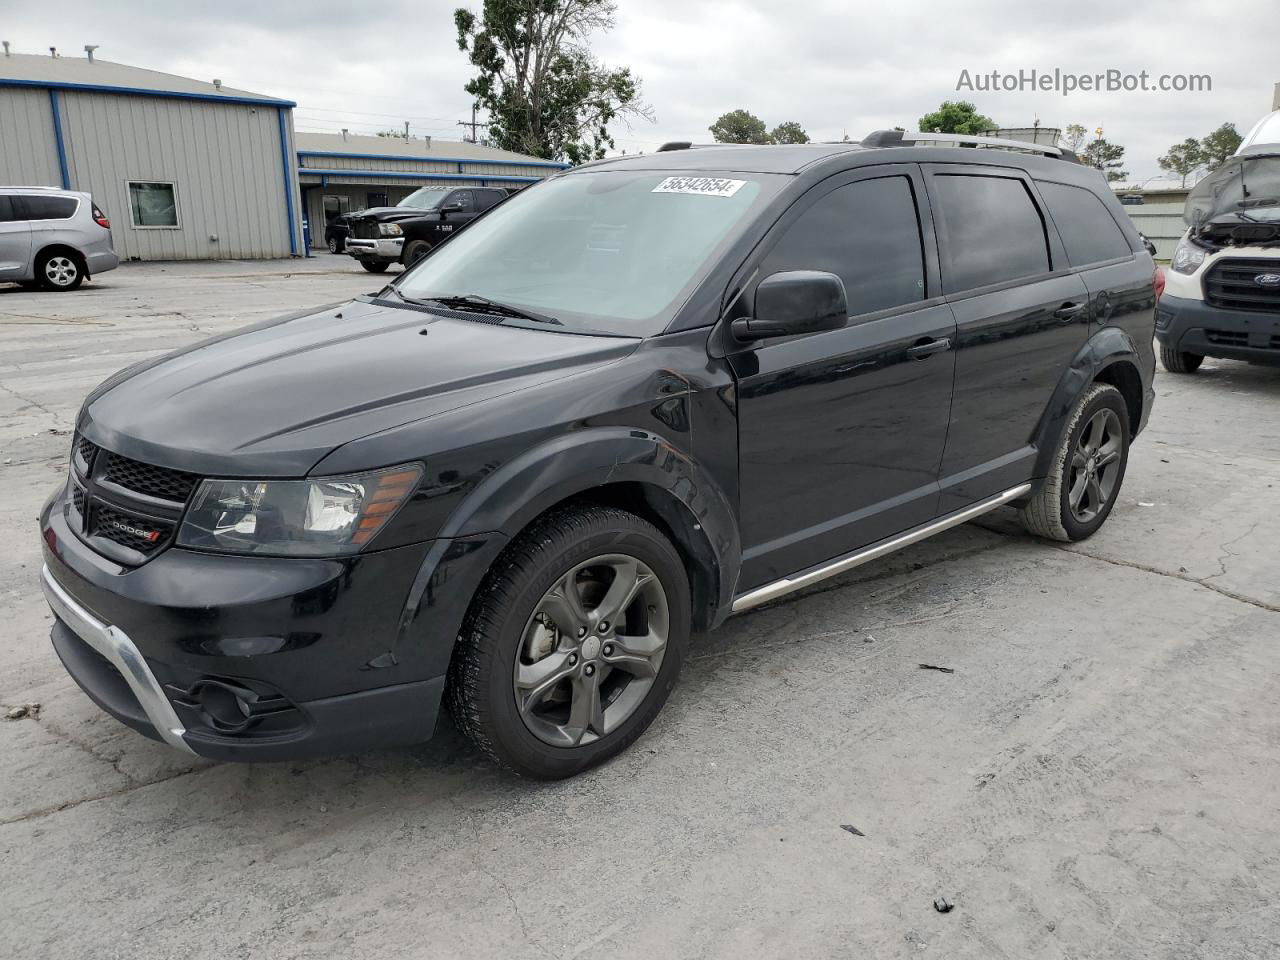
762, 176, 925, 317
933, 175, 1050, 291
19, 194, 78, 220
1037, 180, 1133, 266
0, 196, 20, 222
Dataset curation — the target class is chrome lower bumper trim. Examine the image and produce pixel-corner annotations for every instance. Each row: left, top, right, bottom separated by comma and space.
731, 482, 1033, 613
41, 565, 195, 754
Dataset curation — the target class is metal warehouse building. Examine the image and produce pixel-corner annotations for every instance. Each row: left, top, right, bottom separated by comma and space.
296, 132, 568, 248
0, 48, 564, 261
0, 51, 303, 261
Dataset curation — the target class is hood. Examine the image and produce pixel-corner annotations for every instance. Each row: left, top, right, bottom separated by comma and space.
80, 298, 637, 478
1186, 153, 1280, 235
353, 206, 439, 222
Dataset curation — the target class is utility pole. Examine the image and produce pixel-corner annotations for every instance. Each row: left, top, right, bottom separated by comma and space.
456, 104, 490, 144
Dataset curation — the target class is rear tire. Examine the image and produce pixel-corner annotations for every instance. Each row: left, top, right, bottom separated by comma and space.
359, 260, 390, 273
1020, 383, 1130, 542
1159, 343, 1203, 374
37, 251, 83, 291
448, 504, 691, 779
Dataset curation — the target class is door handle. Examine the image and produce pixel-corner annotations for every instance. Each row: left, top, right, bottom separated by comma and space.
905, 337, 951, 360
1054, 301, 1087, 322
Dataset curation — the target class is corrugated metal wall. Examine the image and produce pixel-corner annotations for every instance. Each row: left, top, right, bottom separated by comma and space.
0, 88, 61, 185
299, 153, 551, 180
57, 92, 297, 260
1122, 202, 1186, 260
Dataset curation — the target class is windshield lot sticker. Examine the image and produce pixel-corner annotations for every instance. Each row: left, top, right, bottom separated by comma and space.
653, 177, 747, 198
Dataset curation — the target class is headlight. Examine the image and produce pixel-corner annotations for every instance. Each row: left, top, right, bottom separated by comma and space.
176, 464, 421, 557
1170, 236, 1207, 275
378, 222, 403, 237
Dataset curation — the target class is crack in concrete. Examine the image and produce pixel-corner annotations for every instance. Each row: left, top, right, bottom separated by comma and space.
1203, 523, 1260, 583
0, 764, 206, 827
0, 380, 70, 426
448, 796, 560, 960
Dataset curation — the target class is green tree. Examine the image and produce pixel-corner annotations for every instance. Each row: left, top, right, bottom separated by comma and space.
454, 1, 652, 164
1199, 122, 1243, 173
709, 109, 770, 144
1083, 137, 1129, 182
769, 121, 810, 144
1059, 123, 1087, 154
1158, 137, 1205, 187
918, 100, 996, 135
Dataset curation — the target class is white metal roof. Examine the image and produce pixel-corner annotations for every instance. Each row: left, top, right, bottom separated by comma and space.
294, 132, 567, 168
0, 52, 291, 105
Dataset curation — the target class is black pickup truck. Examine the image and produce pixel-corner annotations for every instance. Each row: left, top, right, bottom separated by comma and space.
344, 185, 514, 272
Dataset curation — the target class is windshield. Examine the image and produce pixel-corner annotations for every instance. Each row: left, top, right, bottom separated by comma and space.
395, 170, 778, 335
399, 186, 449, 210
1186, 154, 1280, 225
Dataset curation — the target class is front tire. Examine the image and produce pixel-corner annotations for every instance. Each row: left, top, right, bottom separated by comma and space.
1159, 343, 1203, 374
1020, 383, 1130, 542
37, 251, 83, 291
448, 504, 691, 779
327, 235, 340, 254
402, 240, 432, 266
359, 260, 390, 273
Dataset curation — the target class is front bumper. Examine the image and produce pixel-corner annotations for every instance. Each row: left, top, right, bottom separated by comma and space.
38, 486, 503, 761
345, 237, 403, 261
1156, 293, 1280, 366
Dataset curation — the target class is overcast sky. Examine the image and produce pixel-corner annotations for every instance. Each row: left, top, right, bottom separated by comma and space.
3, 0, 1277, 182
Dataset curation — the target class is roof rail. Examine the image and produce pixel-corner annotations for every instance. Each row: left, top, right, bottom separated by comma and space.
860, 129, 1079, 162
656, 141, 759, 152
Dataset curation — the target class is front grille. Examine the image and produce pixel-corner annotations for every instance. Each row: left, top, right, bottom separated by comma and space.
76, 435, 98, 467
1204, 259, 1280, 313
1206, 329, 1250, 347
92, 504, 171, 555
67, 433, 202, 566
350, 219, 380, 240
100, 452, 198, 503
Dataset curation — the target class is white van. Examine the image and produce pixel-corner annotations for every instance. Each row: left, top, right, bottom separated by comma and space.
1157, 110, 1280, 372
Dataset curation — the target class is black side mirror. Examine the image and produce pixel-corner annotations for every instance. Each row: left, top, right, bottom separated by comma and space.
731, 270, 848, 342
441, 201, 465, 215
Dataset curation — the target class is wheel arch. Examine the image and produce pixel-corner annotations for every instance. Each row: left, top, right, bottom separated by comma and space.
439, 427, 740, 632
1032, 327, 1146, 479
34, 242, 88, 277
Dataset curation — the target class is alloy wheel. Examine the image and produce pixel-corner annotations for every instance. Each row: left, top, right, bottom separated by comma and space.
1068, 408, 1122, 523
513, 554, 669, 748
45, 256, 79, 287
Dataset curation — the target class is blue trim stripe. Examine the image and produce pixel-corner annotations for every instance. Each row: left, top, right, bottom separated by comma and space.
0, 77, 296, 108
296, 168, 543, 184
277, 109, 298, 256
297, 149, 569, 170
48, 90, 71, 189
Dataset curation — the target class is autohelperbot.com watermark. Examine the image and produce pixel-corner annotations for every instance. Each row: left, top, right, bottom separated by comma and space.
956, 68, 1212, 97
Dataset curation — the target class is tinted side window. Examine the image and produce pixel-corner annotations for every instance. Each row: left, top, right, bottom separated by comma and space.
933, 175, 1050, 291
762, 176, 925, 317
0, 196, 20, 223
450, 191, 474, 212
1037, 180, 1133, 266
20, 195, 78, 220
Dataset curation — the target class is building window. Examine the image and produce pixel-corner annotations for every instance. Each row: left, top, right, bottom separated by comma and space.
127, 181, 180, 228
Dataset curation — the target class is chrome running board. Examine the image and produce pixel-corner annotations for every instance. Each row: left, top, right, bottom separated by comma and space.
731, 483, 1032, 613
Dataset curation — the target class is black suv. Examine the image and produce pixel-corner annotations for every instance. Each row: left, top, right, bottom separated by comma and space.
40, 134, 1156, 778
344, 185, 513, 272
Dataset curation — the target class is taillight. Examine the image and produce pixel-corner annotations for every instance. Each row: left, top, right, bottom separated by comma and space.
1153, 266, 1165, 300
91, 203, 110, 229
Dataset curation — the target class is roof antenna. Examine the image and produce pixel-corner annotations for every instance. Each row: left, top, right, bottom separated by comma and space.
84, 44, 98, 63
212, 78, 222, 90
2, 41, 11, 58
404, 120, 410, 140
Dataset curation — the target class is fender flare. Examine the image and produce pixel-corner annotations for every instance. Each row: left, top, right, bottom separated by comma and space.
444, 426, 739, 611
1031, 326, 1145, 479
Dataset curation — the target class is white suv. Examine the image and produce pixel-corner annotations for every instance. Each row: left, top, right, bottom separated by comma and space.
0, 187, 119, 291
1157, 110, 1280, 372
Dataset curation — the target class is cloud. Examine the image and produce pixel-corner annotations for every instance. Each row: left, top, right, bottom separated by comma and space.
4, 0, 1276, 177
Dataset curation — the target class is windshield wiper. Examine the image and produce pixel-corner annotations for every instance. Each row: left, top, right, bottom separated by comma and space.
424, 294, 562, 326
